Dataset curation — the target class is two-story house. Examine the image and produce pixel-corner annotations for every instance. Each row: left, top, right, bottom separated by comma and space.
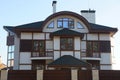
4, 1, 117, 70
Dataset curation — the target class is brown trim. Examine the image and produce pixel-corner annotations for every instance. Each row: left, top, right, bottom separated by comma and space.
100, 64, 112, 65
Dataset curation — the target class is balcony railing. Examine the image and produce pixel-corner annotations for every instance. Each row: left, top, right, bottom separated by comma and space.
81, 49, 100, 58
31, 50, 53, 57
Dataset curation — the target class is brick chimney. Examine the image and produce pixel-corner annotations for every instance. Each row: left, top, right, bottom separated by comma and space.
81, 9, 96, 23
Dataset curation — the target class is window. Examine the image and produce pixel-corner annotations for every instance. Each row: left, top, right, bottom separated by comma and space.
32, 60, 45, 70
57, 18, 74, 29
47, 21, 54, 28
8, 45, 14, 67
60, 38, 74, 50
32, 40, 45, 57
20, 40, 32, 52
87, 41, 111, 57
77, 22, 84, 29
100, 41, 111, 52
87, 41, 100, 57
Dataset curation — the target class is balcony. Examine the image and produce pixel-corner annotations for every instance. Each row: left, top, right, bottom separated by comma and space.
81, 49, 101, 60
31, 50, 53, 60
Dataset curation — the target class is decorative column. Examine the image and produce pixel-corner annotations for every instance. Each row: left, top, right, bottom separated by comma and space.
92, 70, 99, 80
71, 70, 78, 80
37, 70, 43, 80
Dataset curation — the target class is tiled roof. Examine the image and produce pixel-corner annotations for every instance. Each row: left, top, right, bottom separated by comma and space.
4, 21, 43, 32
15, 21, 43, 29
50, 28, 84, 38
89, 23, 118, 32
4, 21, 117, 34
48, 55, 91, 68
4, 26, 15, 33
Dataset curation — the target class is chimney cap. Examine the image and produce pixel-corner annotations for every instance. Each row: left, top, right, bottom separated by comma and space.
81, 9, 95, 13
52, 1, 57, 6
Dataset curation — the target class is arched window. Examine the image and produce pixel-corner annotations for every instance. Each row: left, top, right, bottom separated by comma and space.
77, 22, 84, 29
47, 21, 54, 28
57, 18, 74, 29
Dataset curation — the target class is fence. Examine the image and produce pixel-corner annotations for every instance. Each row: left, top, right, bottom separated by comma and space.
1, 70, 120, 80
99, 70, 120, 80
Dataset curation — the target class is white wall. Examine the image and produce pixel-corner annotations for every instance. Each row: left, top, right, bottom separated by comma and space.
20, 52, 31, 64
13, 36, 20, 70
74, 37, 80, 50
54, 36, 60, 50
21, 33, 32, 39
81, 12, 95, 23
100, 65, 112, 70
46, 33, 50, 40
61, 51, 73, 56
33, 33, 45, 40
100, 53, 111, 64
74, 51, 81, 59
19, 65, 31, 70
54, 51, 60, 60
99, 34, 110, 40
87, 34, 98, 40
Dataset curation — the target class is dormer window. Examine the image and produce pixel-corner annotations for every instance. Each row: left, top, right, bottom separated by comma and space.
57, 18, 74, 29
47, 21, 54, 28
77, 22, 84, 29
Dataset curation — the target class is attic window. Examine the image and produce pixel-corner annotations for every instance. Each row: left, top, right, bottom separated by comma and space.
77, 22, 84, 29
47, 21, 54, 28
57, 18, 74, 29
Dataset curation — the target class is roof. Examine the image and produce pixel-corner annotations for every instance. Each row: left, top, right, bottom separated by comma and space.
50, 28, 84, 38
4, 11, 118, 34
81, 10, 95, 13
48, 55, 92, 68
4, 21, 43, 32
89, 23, 118, 33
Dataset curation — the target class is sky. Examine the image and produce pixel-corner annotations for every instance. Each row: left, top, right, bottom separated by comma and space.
0, 0, 120, 69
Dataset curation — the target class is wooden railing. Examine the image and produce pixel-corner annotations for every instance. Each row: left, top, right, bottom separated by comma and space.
81, 49, 100, 58
31, 50, 53, 57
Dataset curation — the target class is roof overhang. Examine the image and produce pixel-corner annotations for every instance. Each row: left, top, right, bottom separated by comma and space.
48, 55, 92, 69
50, 28, 84, 39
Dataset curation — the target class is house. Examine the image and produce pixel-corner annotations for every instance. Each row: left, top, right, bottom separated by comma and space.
4, 1, 117, 70
0, 56, 7, 70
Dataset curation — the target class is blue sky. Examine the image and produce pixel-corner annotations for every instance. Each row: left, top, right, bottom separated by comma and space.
0, 0, 120, 69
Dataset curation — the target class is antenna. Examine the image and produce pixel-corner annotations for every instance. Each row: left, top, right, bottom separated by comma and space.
88, 0, 91, 10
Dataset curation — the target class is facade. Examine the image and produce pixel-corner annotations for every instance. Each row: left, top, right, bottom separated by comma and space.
4, 2, 117, 70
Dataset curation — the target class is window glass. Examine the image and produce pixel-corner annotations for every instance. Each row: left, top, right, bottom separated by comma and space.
20, 40, 32, 52
57, 18, 74, 29
87, 41, 111, 57
77, 22, 84, 29
100, 41, 111, 52
47, 21, 54, 28
63, 21, 68, 28
60, 38, 73, 50
33, 41, 39, 51
58, 21, 62, 28
93, 42, 99, 52
32, 41, 45, 57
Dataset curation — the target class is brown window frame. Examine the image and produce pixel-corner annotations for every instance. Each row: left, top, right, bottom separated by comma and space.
32, 40, 45, 57
57, 18, 74, 29
60, 37, 74, 51
87, 41, 111, 56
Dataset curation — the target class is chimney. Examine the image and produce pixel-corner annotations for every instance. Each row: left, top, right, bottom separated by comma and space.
52, 1, 57, 13
81, 9, 96, 23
